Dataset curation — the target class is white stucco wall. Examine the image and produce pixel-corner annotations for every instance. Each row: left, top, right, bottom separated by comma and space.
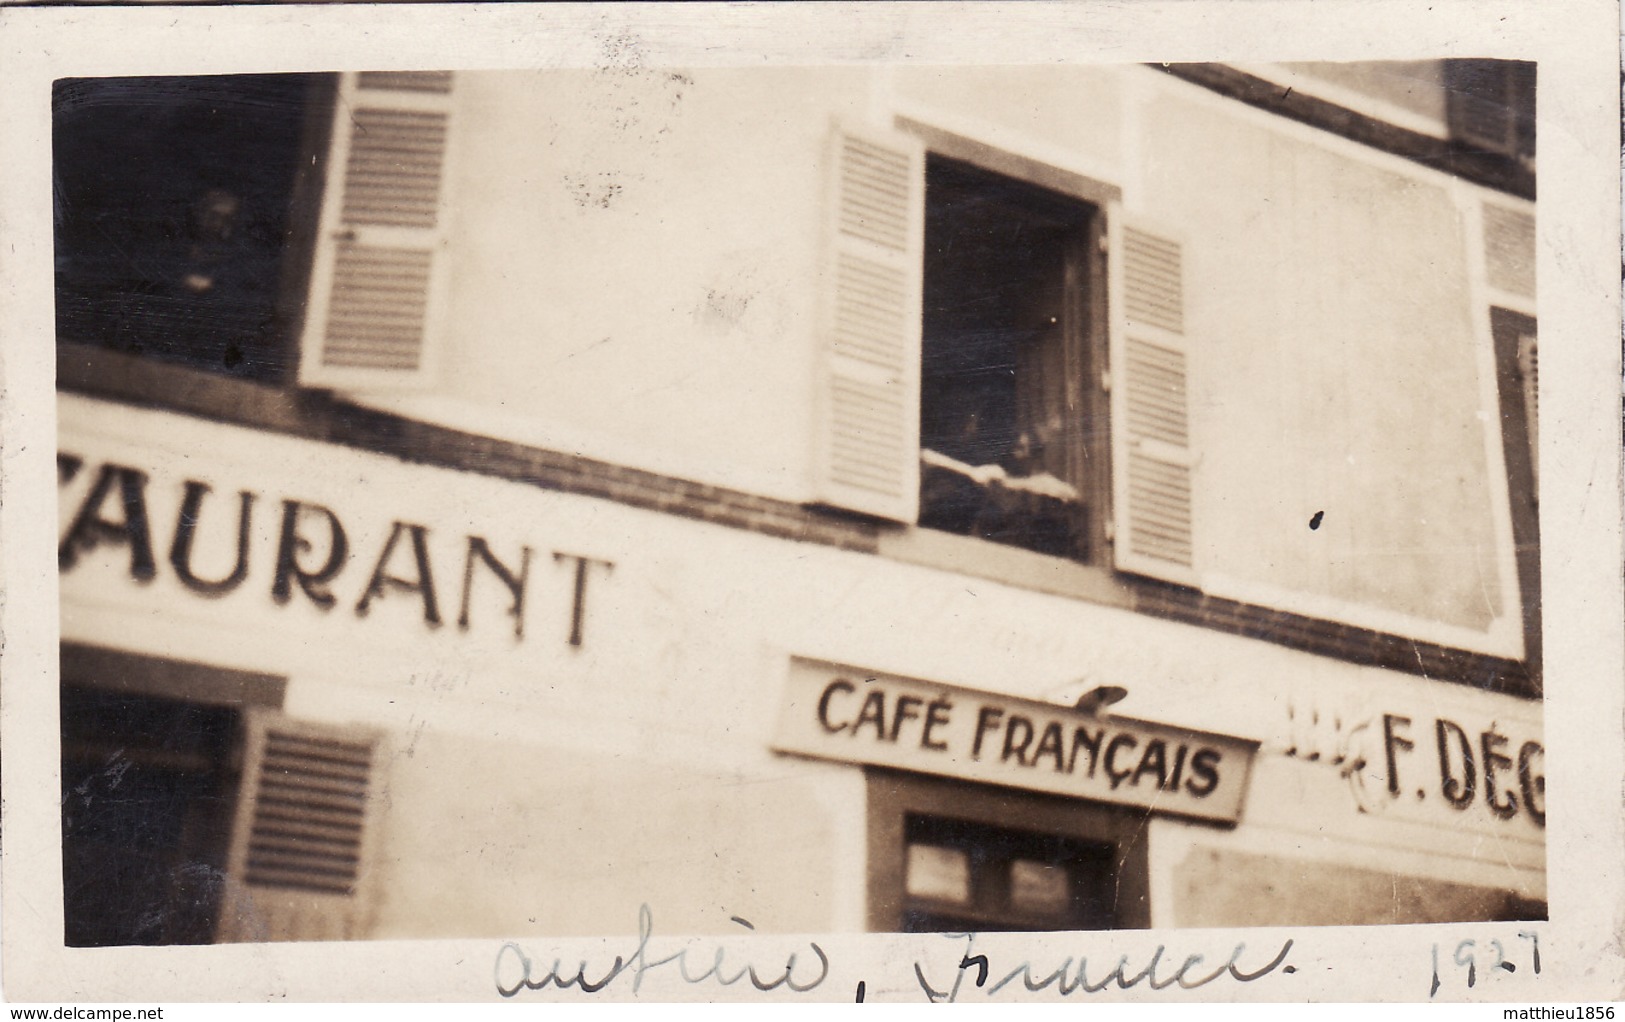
346, 64, 1525, 659
56, 395, 1544, 937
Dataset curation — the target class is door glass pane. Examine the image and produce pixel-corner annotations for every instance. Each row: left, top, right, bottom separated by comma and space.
906, 843, 971, 904
1009, 858, 1071, 916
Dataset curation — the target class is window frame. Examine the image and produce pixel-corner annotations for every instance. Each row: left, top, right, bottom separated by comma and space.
865, 767, 1152, 933
900, 813, 1118, 932
915, 148, 1112, 567
876, 97, 1537, 682
58, 644, 287, 947
880, 117, 1128, 596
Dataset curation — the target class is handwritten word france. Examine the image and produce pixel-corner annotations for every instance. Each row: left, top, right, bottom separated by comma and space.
57, 455, 611, 646
914, 932, 1296, 1000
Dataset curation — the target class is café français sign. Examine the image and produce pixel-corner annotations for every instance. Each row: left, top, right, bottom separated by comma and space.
774, 658, 1260, 824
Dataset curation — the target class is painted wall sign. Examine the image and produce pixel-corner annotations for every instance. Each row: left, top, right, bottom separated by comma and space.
1277, 698, 1545, 835
1379, 713, 1544, 827
55, 453, 613, 648
772, 658, 1260, 825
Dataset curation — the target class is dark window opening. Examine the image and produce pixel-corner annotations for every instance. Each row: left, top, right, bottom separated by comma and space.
919, 154, 1105, 562
53, 74, 329, 384
901, 814, 1117, 933
60, 683, 242, 946
1444, 60, 1536, 162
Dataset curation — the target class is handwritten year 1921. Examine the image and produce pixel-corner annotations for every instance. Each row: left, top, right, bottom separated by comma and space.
1431, 931, 1541, 998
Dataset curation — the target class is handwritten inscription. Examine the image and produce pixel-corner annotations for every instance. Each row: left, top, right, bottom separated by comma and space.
1430, 931, 1542, 999
914, 932, 1296, 1000
494, 906, 827, 997
491, 908, 1298, 1001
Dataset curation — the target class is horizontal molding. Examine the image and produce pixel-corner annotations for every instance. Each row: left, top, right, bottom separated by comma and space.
1158, 63, 1535, 201
58, 342, 882, 555
58, 341, 1537, 699
1132, 580, 1535, 700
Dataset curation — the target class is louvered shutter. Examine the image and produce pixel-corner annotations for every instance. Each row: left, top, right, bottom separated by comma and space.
298, 71, 455, 391
1107, 212, 1199, 585
1445, 60, 1536, 160
216, 710, 387, 943
809, 122, 925, 523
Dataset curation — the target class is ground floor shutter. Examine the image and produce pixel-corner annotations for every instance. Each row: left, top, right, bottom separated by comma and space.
216, 709, 387, 943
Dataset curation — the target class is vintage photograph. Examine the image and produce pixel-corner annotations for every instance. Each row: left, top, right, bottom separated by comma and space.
47, 56, 1546, 952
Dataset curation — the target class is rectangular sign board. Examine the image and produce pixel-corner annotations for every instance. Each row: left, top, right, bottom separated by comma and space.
774, 657, 1260, 825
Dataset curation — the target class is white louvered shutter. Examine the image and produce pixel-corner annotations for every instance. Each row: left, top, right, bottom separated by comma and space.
298, 71, 455, 391
216, 710, 387, 943
810, 122, 926, 523
1108, 212, 1199, 585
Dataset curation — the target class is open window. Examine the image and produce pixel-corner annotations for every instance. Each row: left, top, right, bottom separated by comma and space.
53, 75, 330, 384
812, 122, 1194, 587
917, 156, 1107, 563
53, 71, 455, 392
59, 644, 283, 946
60, 682, 244, 946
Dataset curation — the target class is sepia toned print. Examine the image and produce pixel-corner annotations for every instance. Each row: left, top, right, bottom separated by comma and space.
51, 60, 1543, 952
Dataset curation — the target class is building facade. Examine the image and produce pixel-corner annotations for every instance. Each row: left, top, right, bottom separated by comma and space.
53, 60, 1541, 945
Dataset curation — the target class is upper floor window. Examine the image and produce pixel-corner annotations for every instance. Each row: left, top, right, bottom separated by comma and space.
53, 71, 456, 393
1491, 307, 1540, 688
53, 75, 325, 384
811, 123, 1192, 585
918, 155, 1108, 564
809, 111, 1529, 671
